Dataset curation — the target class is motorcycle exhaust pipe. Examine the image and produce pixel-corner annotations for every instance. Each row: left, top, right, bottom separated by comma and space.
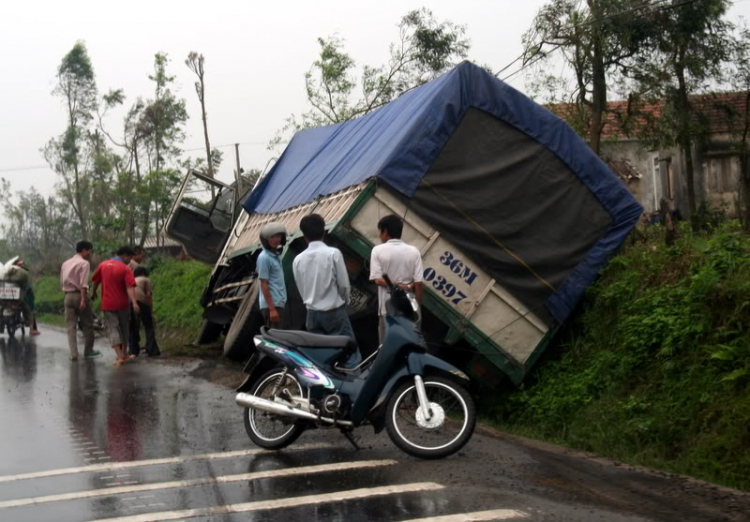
236, 392, 353, 427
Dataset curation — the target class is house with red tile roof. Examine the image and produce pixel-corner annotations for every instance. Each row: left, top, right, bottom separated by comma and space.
550, 91, 749, 218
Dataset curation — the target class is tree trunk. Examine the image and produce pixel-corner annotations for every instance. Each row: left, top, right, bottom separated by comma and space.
675, 49, 697, 228
587, 0, 606, 156
740, 91, 750, 231
200, 80, 213, 177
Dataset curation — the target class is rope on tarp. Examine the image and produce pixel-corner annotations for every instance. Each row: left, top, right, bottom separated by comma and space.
420, 178, 555, 292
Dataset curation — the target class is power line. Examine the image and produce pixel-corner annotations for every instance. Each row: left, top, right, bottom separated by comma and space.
0, 165, 51, 174
1, 141, 285, 174
182, 140, 272, 152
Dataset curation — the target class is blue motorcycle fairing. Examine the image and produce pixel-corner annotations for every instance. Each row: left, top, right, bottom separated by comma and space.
347, 316, 425, 424
257, 339, 335, 390
297, 346, 350, 370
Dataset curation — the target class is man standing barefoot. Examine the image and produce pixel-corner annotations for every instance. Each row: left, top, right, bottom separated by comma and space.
91, 246, 140, 365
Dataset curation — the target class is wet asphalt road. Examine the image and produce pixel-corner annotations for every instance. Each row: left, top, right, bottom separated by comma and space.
1, 327, 748, 522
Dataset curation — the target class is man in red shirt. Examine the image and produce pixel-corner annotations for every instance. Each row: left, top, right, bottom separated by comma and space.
91, 246, 140, 365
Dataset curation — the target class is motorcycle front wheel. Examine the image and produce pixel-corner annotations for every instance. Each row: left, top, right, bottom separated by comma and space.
385, 376, 476, 459
243, 369, 306, 450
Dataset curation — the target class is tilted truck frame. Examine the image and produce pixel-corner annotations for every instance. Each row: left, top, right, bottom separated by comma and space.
167, 174, 554, 387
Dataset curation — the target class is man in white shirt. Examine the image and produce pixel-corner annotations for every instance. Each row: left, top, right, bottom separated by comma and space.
370, 214, 424, 343
292, 213, 361, 368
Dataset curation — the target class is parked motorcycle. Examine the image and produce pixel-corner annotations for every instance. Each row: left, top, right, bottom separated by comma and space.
235, 278, 476, 459
0, 281, 25, 338
0, 257, 28, 338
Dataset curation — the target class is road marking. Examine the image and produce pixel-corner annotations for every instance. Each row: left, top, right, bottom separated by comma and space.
0, 460, 398, 509
0, 443, 330, 483
403, 509, 529, 521
92, 482, 444, 522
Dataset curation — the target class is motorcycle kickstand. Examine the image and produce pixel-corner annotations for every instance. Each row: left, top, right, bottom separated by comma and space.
340, 428, 362, 451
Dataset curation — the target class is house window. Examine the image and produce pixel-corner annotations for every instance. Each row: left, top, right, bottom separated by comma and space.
706, 156, 739, 194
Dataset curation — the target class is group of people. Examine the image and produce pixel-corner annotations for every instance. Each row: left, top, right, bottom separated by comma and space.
60, 243, 160, 365
56, 212, 421, 366
258, 213, 423, 369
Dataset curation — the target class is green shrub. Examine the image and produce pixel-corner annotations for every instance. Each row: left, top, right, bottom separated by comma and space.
484, 220, 750, 490
34, 276, 64, 314
150, 259, 212, 330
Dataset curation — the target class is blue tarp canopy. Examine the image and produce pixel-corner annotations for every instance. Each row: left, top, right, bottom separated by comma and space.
244, 61, 642, 324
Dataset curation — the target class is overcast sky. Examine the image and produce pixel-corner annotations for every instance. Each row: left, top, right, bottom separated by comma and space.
1, 0, 749, 198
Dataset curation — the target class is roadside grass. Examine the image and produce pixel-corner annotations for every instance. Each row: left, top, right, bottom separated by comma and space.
482, 221, 750, 491
149, 258, 214, 356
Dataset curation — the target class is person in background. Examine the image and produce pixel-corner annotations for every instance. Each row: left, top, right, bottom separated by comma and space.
257, 223, 288, 329
92, 246, 139, 366
130, 266, 160, 357
370, 214, 423, 344
128, 246, 146, 272
13, 259, 40, 336
59, 241, 100, 360
292, 213, 361, 368
128, 246, 146, 355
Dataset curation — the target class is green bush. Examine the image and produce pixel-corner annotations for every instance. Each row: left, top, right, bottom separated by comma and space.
484, 221, 750, 491
150, 259, 212, 330
34, 275, 64, 314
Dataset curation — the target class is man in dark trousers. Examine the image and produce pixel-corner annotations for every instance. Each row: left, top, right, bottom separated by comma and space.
292, 213, 361, 368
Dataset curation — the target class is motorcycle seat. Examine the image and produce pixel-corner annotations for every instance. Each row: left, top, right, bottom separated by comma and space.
262, 328, 356, 351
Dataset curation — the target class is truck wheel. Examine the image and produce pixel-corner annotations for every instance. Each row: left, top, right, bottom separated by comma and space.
223, 280, 261, 361
194, 319, 223, 345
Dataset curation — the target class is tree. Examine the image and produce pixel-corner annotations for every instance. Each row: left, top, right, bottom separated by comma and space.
273, 8, 469, 145
0, 179, 75, 267
136, 53, 187, 245
95, 54, 187, 246
522, 0, 657, 155
628, 0, 734, 224
46, 42, 98, 238
186, 52, 215, 177
727, 27, 750, 230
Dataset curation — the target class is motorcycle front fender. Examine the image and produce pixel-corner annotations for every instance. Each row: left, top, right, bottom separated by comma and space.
406, 352, 471, 382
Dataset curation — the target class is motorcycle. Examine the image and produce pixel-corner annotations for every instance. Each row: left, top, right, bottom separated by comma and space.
0, 281, 26, 338
235, 277, 477, 459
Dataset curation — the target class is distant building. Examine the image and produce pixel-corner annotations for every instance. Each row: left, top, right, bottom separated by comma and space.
552, 91, 749, 219
143, 232, 184, 258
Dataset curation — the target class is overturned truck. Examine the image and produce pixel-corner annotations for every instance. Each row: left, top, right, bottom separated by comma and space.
166, 61, 642, 387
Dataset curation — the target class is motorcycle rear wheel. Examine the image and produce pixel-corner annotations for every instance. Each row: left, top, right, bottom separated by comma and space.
385, 376, 476, 459
243, 369, 306, 450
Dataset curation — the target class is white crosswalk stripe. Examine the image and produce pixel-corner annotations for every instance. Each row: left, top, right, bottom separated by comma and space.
0, 445, 530, 521
91, 483, 446, 522
0, 460, 398, 508
403, 509, 529, 521
0, 443, 329, 483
